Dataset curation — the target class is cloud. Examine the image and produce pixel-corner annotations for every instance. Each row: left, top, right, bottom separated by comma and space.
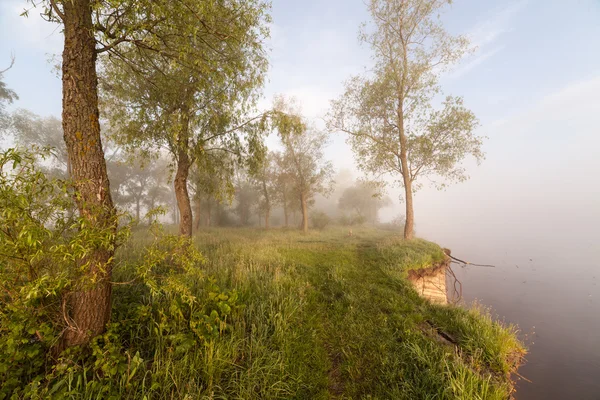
468, 1, 527, 49
448, 46, 504, 79
448, 1, 527, 79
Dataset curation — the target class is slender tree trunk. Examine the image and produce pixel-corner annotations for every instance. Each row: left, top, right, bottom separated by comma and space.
300, 192, 308, 233
174, 153, 192, 237
194, 199, 202, 231
261, 181, 270, 229
206, 200, 211, 227
398, 107, 414, 239
174, 111, 193, 237
61, 0, 116, 348
402, 178, 414, 239
135, 198, 140, 221
283, 193, 289, 227
265, 207, 270, 230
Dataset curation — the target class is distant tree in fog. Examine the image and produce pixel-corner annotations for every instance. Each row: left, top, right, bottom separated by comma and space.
281, 127, 335, 233
190, 151, 235, 230
328, 0, 484, 239
11, 110, 68, 176
110, 157, 170, 222
338, 181, 392, 225
0, 60, 17, 136
273, 151, 297, 227
234, 177, 260, 226
252, 152, 279, 229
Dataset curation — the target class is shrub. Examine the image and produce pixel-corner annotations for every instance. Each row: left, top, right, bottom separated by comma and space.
310, 210, 331, 230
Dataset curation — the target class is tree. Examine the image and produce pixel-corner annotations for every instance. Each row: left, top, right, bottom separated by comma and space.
110, 157, 170, 222
233, 176, 259, 226
272, 151, 299, 228
338, 181, 392, 225
190, 150, 235, 230
281, 127, 334, 233
252, 152, 280, 229
100, 0, 271, 237
11, 109, 68, 176
328, 0, 484, 239
29, 0, 270, 347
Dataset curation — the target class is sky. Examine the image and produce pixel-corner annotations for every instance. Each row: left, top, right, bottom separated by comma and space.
1, 0, 599, 250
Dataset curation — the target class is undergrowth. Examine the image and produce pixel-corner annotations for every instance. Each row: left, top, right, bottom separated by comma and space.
0, 151, 524, 398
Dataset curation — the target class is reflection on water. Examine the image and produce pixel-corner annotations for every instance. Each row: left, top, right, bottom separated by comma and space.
439, 238, 600, 399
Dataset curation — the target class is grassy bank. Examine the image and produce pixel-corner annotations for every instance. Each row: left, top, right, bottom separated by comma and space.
5, 227, 524, 399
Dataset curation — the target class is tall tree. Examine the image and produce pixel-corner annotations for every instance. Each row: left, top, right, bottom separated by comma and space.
328, 0, 483, 239
30, 0, 269, 347
100, 0, 271, 237
281, 128, 334, 233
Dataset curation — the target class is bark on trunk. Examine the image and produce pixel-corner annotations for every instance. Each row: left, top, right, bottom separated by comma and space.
174, 110, 193, 237
174, 154, 192, 236
300, 192, 308, 233
61, 0, 115, 347
402, 178, 414, 239
398, 106, 414, 240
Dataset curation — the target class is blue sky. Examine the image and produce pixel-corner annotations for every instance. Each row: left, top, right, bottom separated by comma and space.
1, 0, 599, 247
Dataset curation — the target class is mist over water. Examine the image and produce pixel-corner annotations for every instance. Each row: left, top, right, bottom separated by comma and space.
388, 132, 600, 398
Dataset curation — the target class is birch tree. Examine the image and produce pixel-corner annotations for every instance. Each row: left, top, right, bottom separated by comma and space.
328, 0, 484, 239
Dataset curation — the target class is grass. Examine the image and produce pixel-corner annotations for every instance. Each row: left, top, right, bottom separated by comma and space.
22, 226, 525, 399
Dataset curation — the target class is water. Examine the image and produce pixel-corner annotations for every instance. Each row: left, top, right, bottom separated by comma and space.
434, 235, 600, 399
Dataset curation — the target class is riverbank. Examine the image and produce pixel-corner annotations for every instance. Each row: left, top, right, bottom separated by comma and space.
130, 227, 524, 399
8, 227, 524, 398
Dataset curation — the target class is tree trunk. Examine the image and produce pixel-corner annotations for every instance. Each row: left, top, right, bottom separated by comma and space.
174, 154, 192, 237
282, 193, 289, 227
300, 192, 308, 233
61, 0, 115, 348
397, 101, 414, 239
135, 198, 140, 221
174, 111, 193, 237
402, 178, 414, 239
206, 200, 211, 227
194, 199, 202, 231
265, 207, 270, 230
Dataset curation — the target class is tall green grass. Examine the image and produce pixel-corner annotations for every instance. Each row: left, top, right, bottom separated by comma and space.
8, 226, 525, 399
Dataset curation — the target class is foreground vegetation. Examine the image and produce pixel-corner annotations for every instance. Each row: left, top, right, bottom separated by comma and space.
2, 224, 524, 399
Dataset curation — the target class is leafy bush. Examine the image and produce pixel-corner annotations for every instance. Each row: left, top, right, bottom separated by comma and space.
310, 210, 331, 230
0, 148, 237, 398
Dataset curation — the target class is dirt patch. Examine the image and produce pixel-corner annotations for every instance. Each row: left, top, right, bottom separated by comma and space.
407, 258, 449, 304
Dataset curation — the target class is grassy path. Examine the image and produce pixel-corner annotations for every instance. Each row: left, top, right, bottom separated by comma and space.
192, 229, 524, 399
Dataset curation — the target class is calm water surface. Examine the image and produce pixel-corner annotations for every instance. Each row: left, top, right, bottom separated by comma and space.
429, 233, 599, 399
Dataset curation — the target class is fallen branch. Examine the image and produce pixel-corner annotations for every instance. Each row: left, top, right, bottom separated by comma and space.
449, 255, 495, 268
